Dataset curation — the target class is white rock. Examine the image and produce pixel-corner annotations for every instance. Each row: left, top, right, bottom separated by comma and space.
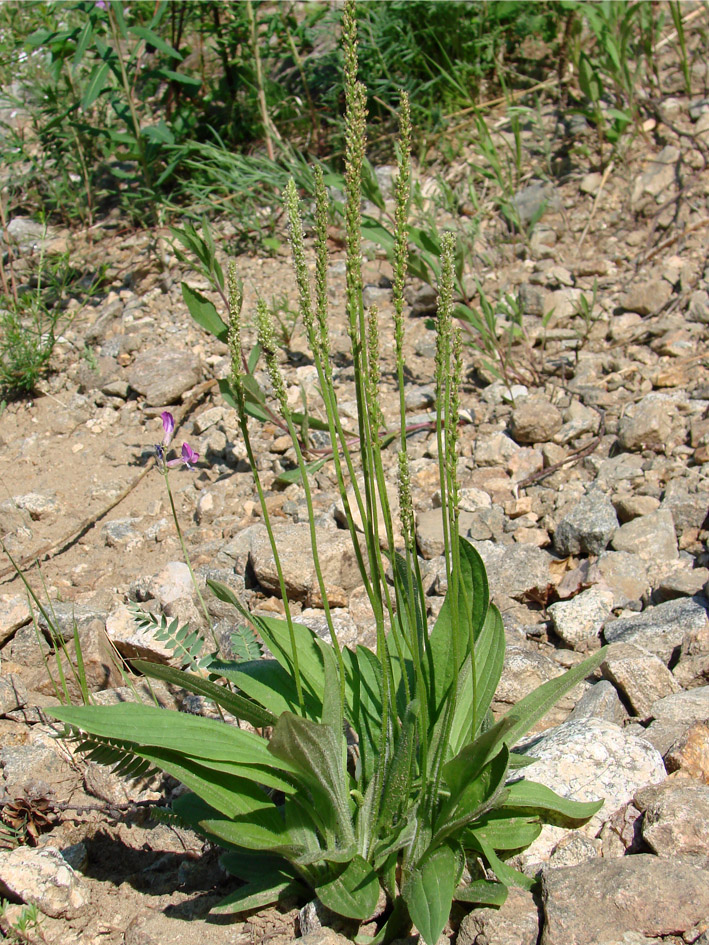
0, 846, 88, 918
515, 718, 665, 872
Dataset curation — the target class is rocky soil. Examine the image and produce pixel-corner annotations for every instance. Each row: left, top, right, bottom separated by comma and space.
1, 31, 709, 945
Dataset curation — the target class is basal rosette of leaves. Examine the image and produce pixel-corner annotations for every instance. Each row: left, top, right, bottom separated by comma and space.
50, 4, 605, 942
53, 562, 604, 944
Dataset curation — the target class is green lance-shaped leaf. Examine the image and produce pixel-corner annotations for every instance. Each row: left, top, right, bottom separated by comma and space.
208, 580, 325, 699
499, 647, 608, 751
466, 830, 535, 891
376, 699, 419, 832
403, 842, 463, 945
500, 778, 604, 826
446, 603, 506, 756
140, 750, 288, 819
181, 283, 228, 343
470, 812, 542, 852
342, 645, 384, 787
81, 61, 111, 109
128, 24, 183, 59
435, 744, 510, 843
131, 659, 275, 729
268, 712, 354, 846
50, 703, 298, 785
213, 874, 308, 914
426, 537, 489, 725
210, 658, 320, 720
315, 855, 380, 920
200, 809, 301, 858
454, 879, 508, 906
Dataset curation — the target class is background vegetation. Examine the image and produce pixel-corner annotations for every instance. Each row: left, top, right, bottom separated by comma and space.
0, 0, 705, 398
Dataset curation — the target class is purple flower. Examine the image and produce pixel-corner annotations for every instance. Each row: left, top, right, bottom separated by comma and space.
161, 411, 175, 446
95, 0, 108, 9
167, 442, 200, 469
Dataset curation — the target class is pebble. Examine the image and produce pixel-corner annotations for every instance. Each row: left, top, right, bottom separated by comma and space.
604, 596, 709, 664
636, 781, 709, 856
554, 490, 619, 556
611, 509, 678, 563
617, 393, 686, 452
601, 641, 681, 718
509, 396, 563, 444
541, 854, 709, 945
0, 846, 88, 918
548, 586, 615, 650
127, 347, 202, 406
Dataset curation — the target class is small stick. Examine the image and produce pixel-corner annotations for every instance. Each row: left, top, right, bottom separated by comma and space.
0, 380, 217, 582
577, 161, 614, 250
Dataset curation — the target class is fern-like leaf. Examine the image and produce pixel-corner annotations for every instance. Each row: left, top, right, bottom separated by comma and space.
230, 623, 262, 662
128, 603, 215, 671
64, 727, 156, 780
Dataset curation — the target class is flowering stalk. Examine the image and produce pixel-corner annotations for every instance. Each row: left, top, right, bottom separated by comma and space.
227, 265, 305, 713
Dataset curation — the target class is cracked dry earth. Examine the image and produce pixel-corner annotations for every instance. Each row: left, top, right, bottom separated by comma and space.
2, 59, 709, 945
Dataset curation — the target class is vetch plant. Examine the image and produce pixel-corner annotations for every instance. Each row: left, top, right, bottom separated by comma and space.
50, 4, 606, 942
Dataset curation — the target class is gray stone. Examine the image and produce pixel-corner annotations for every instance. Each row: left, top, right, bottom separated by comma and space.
631, 145, 680, 205
601, 642, 680, 718
0, 846, 87, 918
362, 285, 393, 308
0, 594, 31, 646
249, 523, 361, 605
620, 279, 673, 316
541, 854, 709, 945
595, 551, 649, 607
554, 491, 619, 556
547, 833, 602, 869
474, 431, 521, 466
471, 540, 553, 604
138, 561, 194, 606
548, 587, 615, 650
35, 600, 106, 643
512, 181, 561, 227
654, 565, 709, 602
1, 729, 81, 799
11, 492, 59, 521
494, 646, 579, 728
0, 675, 28, 716
105, 604, 172, 663
660, 484, 709, 534
415, 508, 477, 559
651, 686, 709, 724
127, 347, 202, 406
509, 397, 563, 444
408, 283, 438, 316
101, 517, 145, 551
614, 494, 661, 522
457, 886, 539, 945
611, 510, 678, 563
604, 596, 708, 664
617, 394, 686, 452
567, 679, 628, 726
519, 719, 665, 854
294, 932, 353, 945
636, 781, 709, 856
687, 288, 709, 323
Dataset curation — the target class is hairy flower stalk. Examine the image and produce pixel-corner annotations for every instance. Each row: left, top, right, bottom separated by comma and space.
258, 299, 346, 708
426, 232, 465, 816
228, 273, 305, 711
340, 0, 395, 838
286, 173, 374, 610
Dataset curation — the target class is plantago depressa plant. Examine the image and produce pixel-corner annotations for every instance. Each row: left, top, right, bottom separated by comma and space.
51, 4, 606, 942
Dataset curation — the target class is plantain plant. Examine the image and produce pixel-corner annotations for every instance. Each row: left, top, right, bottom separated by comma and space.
51, 4, 605, 942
